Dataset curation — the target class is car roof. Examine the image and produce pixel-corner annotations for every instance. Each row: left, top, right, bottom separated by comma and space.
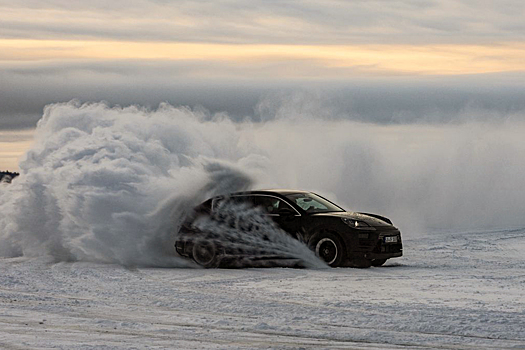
228, 189, 311, 196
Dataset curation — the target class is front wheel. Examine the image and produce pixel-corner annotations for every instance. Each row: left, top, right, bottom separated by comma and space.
192, 240, 221, 268
309, 232, 345, 267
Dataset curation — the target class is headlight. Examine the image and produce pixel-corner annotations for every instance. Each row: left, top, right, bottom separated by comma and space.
341, 217, 375, 230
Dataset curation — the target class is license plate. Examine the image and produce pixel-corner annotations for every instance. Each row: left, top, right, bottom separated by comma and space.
384, 236, 398, 243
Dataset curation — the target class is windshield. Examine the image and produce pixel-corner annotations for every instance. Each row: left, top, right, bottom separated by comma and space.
285, 192, 345, 213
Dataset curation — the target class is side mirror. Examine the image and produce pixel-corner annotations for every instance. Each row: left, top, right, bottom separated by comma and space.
277, 208, 295, 216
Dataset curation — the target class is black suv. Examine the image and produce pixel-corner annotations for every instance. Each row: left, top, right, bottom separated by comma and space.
175, 189, 402, 268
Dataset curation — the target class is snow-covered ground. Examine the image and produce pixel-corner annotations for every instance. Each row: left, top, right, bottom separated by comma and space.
0, 228, 523, 349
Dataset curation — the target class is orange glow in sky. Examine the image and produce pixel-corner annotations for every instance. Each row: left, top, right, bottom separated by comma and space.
2, 39, 525, 76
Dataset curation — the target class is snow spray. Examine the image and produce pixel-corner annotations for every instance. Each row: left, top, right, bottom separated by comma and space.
2, 98, 525, 266
0, 101, 324, 267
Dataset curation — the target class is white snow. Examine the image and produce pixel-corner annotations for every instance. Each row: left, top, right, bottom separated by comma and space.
1, 227, 523, 349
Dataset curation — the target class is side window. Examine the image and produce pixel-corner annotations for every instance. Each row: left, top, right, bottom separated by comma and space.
212, 195, 260, 212
295, 198, 328, 211
232, 195, 256, 207
216, 195, 256, 208
255, 196, 293, 215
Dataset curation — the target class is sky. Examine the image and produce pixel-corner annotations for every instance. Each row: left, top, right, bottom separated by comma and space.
1, 0, 525, 170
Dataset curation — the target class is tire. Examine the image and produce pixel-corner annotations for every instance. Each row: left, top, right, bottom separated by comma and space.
371, 258, 387, 267
309, 232, 345, 267
192, 240, 221, 268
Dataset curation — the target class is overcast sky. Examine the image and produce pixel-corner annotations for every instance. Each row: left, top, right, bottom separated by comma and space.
1, 0, 525, 169
2, 0, 525, 45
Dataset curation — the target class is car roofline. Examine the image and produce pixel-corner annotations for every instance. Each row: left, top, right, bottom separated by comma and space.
228, 189, 311, 196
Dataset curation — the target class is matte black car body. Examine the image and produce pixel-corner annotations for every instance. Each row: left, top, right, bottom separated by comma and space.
175, 189, 402, 268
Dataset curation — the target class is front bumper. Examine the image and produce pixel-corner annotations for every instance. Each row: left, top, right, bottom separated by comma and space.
369, 231, 403, 259
350, 228, 403, 260
365, 250, 403, 260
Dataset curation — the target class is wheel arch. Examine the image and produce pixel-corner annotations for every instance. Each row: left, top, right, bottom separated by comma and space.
308, 229, 347, 266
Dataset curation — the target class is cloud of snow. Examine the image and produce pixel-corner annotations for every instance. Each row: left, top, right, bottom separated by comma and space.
1, 99, 525, 266
0, 101, 257, 266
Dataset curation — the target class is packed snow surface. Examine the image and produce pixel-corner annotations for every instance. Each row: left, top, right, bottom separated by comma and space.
1, 227, 524, 349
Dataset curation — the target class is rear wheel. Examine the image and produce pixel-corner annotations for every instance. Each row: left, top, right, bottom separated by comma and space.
309, 232, 345, 267
371, 258, 387, 267
192, 240, 221, 268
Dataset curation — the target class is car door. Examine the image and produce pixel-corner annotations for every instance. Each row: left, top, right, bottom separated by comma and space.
253, 195, 301, 238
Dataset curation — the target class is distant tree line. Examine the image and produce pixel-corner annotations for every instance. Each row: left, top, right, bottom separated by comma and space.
0, 171, 19, 183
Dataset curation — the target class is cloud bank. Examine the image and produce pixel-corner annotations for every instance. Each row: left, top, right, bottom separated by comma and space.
1, 1, 524, 45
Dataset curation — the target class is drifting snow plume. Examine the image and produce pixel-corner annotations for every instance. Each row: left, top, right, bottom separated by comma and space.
2, 98, 525, 266
0, 102, 256, 266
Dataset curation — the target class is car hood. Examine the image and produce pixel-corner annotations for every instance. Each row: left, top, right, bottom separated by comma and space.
311, 211, 393, 227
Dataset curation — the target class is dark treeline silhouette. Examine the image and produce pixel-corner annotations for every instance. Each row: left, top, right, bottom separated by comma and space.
0, 171, 19, 183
